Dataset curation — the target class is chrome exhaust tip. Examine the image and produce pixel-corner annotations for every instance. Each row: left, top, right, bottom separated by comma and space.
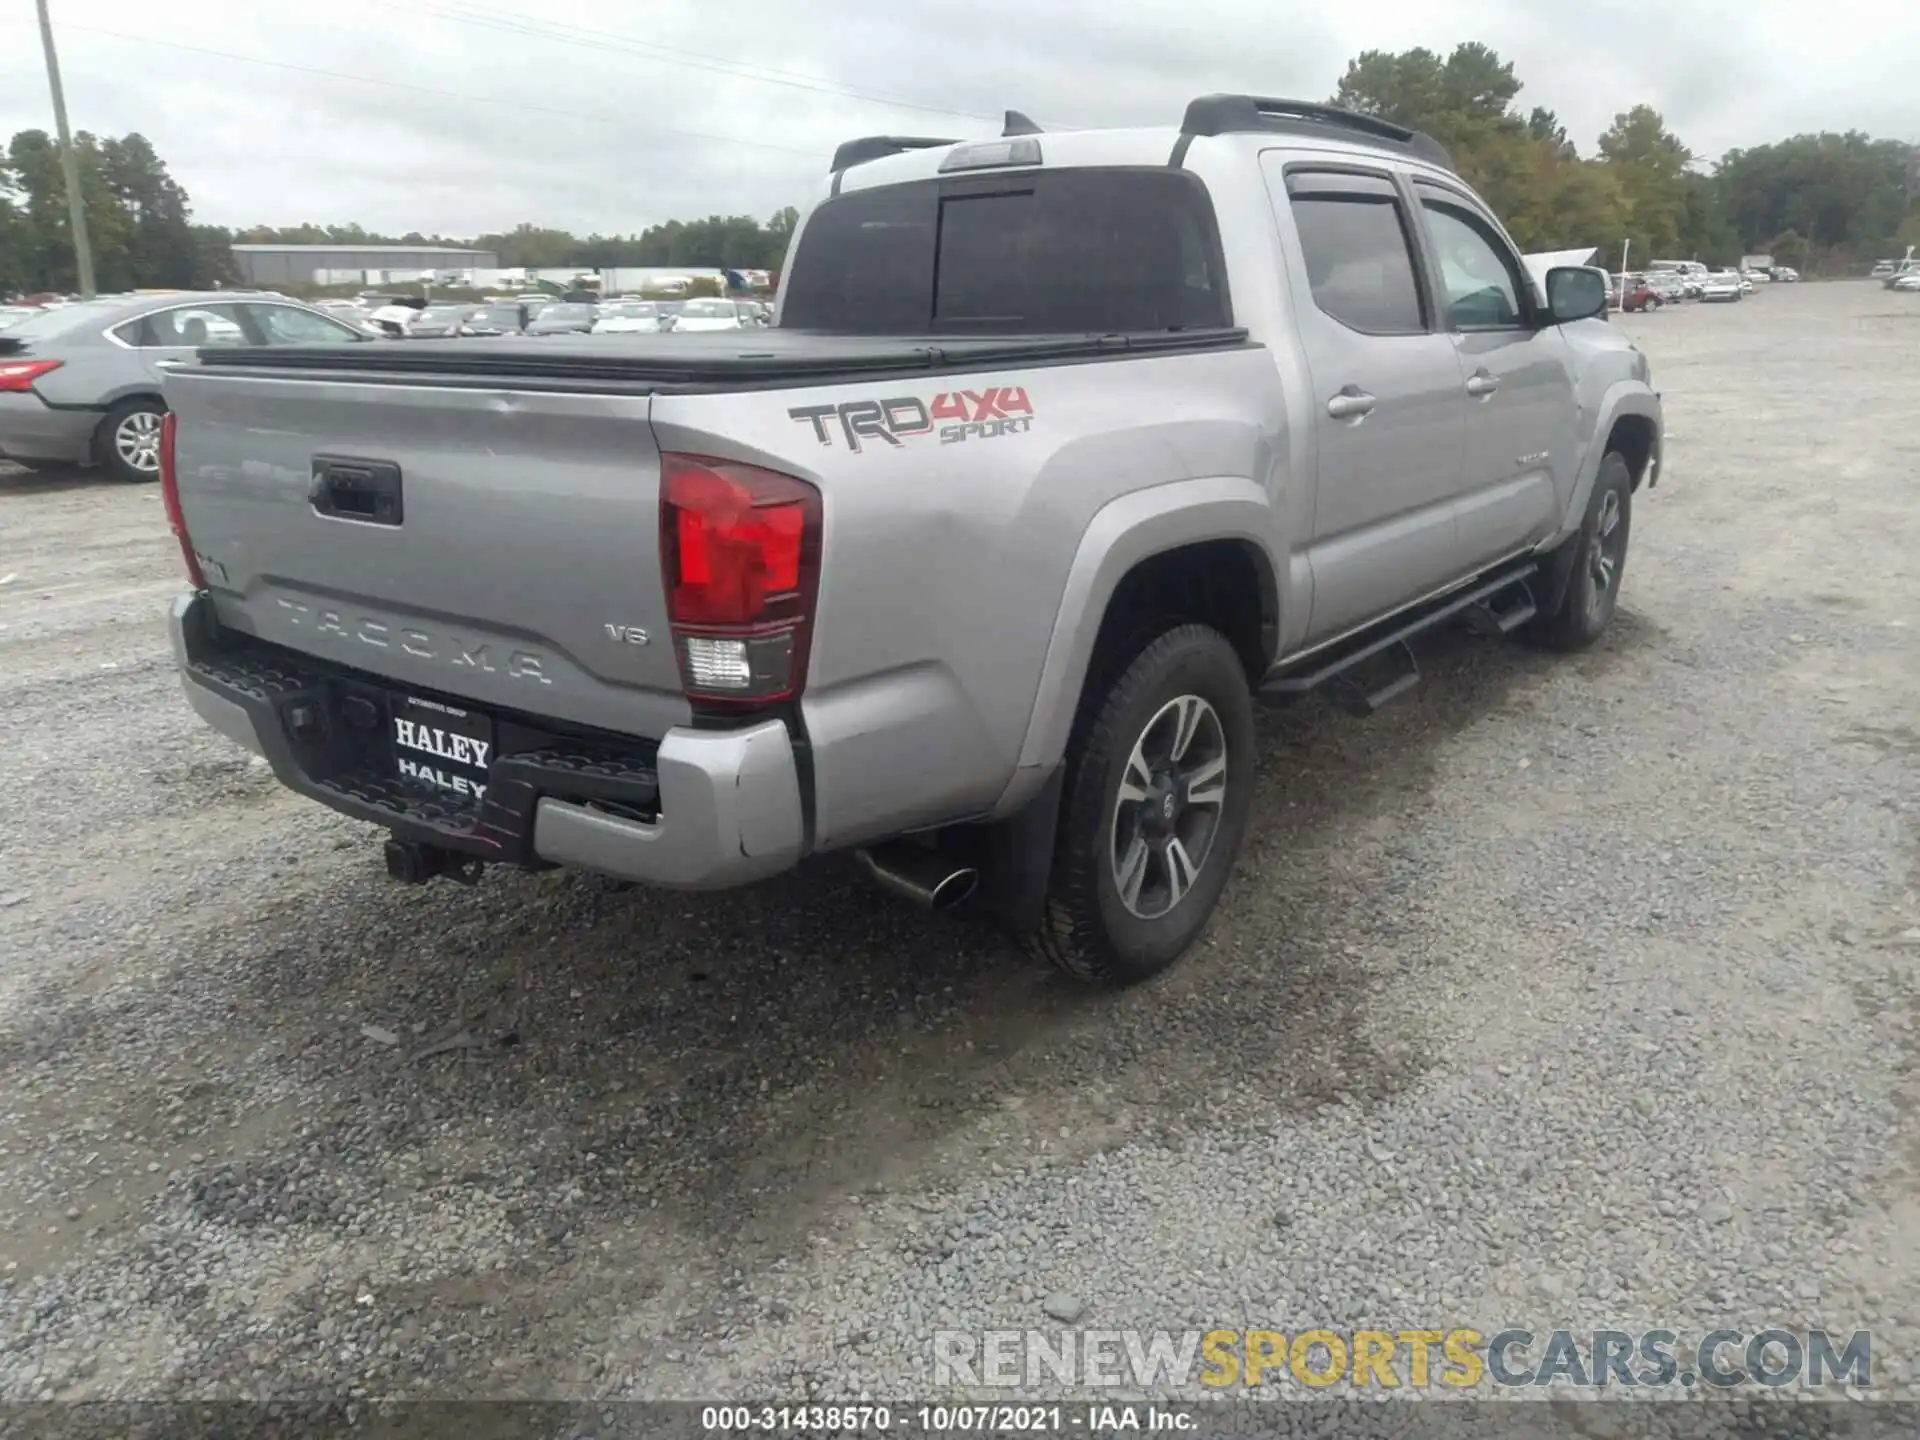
856, 843, 979, 911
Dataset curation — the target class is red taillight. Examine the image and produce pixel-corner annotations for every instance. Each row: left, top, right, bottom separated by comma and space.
660, 452, 821, 704
158, 411, 208, 590
0, 358, 62, 393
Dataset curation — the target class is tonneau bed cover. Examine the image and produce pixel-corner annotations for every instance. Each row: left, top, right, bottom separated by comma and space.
183, 326, 1252, 392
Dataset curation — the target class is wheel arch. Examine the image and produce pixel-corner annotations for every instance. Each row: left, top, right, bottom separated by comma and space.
1560, 384, 1661, 535
998, 475, 1281, 817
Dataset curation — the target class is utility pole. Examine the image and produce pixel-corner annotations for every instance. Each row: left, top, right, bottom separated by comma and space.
36, 0, 96, 299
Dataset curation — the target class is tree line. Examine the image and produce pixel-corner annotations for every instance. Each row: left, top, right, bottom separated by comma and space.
4, 42, 1914, 297
1332, 43, 1916, 271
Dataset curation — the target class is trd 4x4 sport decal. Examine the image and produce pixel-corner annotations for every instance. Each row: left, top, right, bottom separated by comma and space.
788, 386, 1034, 453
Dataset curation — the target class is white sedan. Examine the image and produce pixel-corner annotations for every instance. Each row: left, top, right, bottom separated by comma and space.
1699, 271, 1744, 303
591, 301, 666, 334
1893, 272, 1920, 292
668, 298, 758, 333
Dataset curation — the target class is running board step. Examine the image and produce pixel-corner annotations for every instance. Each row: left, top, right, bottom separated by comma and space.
1322, 641, 1420, 717
1463, 581, 1538, 636
1261, 561, 1539, 713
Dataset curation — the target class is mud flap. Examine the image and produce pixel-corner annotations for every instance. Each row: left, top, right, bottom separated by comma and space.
976, 766, 1065, 934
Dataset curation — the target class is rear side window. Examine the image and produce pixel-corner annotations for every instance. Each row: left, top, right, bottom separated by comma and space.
128, 305, 250, 347
781, 167, 1230, 334
1284, 179, 1426, 336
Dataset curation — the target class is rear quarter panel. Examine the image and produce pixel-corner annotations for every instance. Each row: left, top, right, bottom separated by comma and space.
653, 346, 1289, 850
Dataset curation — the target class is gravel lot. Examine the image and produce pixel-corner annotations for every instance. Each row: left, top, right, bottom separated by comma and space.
2, 282, 1918, 1420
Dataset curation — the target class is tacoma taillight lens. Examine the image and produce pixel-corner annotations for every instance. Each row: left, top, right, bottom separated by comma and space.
158, 411, 208, 590
0, 358, 63, 393
660, 452, 821, 704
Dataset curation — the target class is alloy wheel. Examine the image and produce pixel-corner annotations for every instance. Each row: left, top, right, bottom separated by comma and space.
1109, 694, 1229, 920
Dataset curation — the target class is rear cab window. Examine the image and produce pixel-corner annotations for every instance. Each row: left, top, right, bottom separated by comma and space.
780, 167, 1232, 334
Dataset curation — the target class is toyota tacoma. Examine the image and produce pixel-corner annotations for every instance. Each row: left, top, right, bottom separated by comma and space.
162, 96, 1661, 985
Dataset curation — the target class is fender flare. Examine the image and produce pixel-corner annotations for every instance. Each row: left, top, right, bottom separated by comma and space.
997, 474, 1279, 815
1561, 383, 1661, 534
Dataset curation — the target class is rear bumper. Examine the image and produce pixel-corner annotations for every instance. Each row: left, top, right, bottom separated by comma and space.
0, 393, 96, 464
170, 592, 804, 889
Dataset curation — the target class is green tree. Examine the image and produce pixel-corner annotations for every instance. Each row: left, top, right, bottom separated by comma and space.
1767, 228, 1808, 269
1597, 105, 1692, 259
1716, 132, 1915, 262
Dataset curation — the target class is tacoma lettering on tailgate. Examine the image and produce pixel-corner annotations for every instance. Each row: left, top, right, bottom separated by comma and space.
788, 386, 1034, 453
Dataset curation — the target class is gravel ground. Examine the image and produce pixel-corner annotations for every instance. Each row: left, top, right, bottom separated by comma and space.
2, 282, 1918, 1426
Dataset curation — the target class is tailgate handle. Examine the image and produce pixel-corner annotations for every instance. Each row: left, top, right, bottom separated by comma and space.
311, 455, 403, 526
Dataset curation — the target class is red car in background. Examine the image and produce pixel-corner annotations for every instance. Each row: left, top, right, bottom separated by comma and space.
1610, 274, 1662, 312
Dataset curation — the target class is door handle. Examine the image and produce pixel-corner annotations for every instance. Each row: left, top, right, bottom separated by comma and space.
1326, 389, 1377, 420
1466, 371, 1500, 397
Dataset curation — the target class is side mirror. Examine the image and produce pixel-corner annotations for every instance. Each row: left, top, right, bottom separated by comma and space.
1544, 267, 1608, 324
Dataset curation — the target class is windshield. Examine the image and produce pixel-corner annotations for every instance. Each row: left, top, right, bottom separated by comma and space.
781, 167, 1230, 334
472, 306, 520, 326
537, 304, 594, 320
417, 306, 470, 323
603, 302, 658, 318
678, 300, 735, 318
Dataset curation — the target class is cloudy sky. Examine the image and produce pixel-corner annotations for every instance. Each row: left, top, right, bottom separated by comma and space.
3, 0, 1915, 239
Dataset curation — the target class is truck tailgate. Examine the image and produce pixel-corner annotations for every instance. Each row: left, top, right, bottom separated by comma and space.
163, 366, 690, 738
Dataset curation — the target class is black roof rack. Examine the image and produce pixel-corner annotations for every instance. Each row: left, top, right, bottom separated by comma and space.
1002, 110, 1043, 136
1179, 95, 1453, 171
830, 135, 960, 173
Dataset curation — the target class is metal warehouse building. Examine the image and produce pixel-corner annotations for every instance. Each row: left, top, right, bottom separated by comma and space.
229, 244, 500, 284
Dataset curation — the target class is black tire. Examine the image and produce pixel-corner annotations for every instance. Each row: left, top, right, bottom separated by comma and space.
1025, 624, 1256, 986
1527, 451, 1633, 652
93, 397, 167, 483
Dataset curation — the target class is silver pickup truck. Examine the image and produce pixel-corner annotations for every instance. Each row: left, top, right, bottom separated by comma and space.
163, 96, 1661, 985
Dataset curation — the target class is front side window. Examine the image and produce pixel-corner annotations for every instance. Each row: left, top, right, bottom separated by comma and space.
1417, 197, 1527, 330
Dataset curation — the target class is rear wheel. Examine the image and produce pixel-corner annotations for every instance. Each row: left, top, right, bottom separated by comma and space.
94, 398, 167, 483
1025, 624, 1256, 985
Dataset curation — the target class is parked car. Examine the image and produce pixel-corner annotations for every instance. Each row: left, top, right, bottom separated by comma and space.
591, 301, 666, 334
368, 297, 429, 337
524, 302, 598, 335
668, 297, 757, 332
1892, 272, 1920, 292
160, 96, 1661, 984
1699, 270, 1744, 303
1768, 266, 1799, 283
1740, 269, 1769, 287
406, 305, 482, 340
1611, 274, 1661, 312
1870, 260, 1897, 279
0, 305, 42, 330
463, 302, 530, 336
0, 290, 372, 480
1642, 271, 1687, 304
